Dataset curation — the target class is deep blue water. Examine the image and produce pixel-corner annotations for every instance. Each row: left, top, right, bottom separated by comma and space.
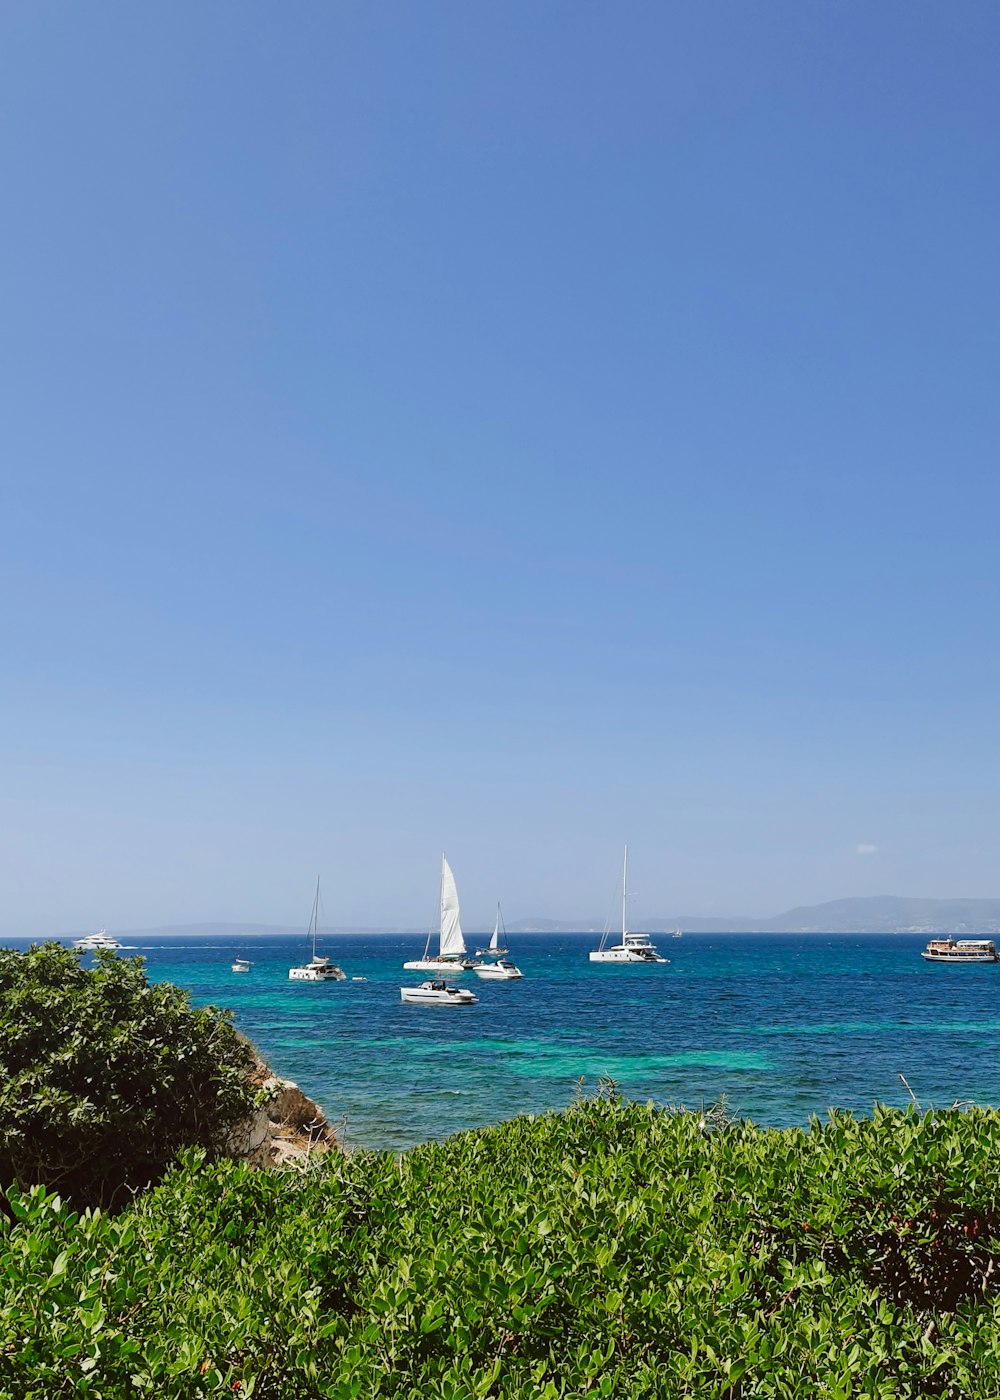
17, 932, 1000, 1152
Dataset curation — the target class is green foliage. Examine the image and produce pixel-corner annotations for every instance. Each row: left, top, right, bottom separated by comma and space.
2, 1097, 1000, 1396
0, 943, 256, 1208
1, 1097, 997, 1394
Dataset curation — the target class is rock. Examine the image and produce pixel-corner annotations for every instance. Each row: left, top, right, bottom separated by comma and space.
226, 1103, 274, 1169
227, 1051, 340, 1168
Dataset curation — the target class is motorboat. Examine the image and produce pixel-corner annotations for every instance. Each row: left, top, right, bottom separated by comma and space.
922, 937, 1000, 964
231, 958, 252, 973
289, 878, 346, 981
74, 929, 122, 952
473, 902, 523, 979
590, 847, 669, 965
400, 979, 478, 1005
403, 854, 480, 972
474, 957, 523, 980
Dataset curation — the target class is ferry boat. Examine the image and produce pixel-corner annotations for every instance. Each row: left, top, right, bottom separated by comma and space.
921, 936, 1000, 964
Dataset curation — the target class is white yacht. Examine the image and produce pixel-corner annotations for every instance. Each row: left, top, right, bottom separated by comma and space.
231, 958, 252, 973
474, 903, 523, 979
590, 847, 669, 965
400, 979, 478, 1006
922, 937, 1000, 964
289, 878, 346, 982
403, 855, 479, 972
475, 958, 523, 980
74, 929, 122, 953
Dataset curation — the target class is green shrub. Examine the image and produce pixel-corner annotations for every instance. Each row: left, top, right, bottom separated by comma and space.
0, 942, 256, 1208
2, 1097, 1000, 1397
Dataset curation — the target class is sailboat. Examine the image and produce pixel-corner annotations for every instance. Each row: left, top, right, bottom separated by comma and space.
288, 878, 346, 981
589, 846, 670, 964
474, 903, 523, 979
402, 855, 478, 972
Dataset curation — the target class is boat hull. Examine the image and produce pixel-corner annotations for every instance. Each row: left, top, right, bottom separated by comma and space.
590, 947, 669, 964
289, 966, 346, 981
400, 984, 478, 1005
921, 951, 999, 963
402, 958, 477, 973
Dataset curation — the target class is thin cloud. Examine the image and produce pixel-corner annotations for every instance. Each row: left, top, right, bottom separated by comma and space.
856, 843, 878, 856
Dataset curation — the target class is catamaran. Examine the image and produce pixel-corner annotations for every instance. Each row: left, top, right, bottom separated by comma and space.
590, 847, 669, 964
289, 878, 346, 981
402, 855, 478, 972
474, 902, 523, 979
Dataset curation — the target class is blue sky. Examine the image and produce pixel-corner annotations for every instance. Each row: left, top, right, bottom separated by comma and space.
2, 3, 1000, 934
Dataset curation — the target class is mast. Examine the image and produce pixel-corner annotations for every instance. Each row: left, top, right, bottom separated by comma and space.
311, 875, 320, 959
622, 845, 628, 940
439, 853, 445, 956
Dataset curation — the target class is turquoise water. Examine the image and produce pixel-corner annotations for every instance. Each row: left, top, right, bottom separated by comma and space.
31, 932, 1000, 1151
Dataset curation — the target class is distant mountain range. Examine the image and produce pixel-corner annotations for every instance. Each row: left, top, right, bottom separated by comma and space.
50, 896, 1000, 940
510, 896, 1000, 935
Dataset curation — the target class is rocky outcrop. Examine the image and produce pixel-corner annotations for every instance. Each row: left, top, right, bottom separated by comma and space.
227, 1054, 340, 1168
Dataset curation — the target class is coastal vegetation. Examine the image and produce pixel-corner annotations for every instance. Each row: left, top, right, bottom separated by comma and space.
0, 943, 256, 1208
2, 1085, 1000, 1397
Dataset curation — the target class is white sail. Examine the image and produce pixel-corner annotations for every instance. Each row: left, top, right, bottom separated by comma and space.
489, 912, 500, 952
439, 855, 466, 958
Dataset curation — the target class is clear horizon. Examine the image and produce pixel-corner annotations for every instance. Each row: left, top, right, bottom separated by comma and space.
3, 5, 1000, 937
23, 892, 1000, 944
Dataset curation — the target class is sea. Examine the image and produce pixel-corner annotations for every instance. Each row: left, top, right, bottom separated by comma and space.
18, 932, 1000, 1153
